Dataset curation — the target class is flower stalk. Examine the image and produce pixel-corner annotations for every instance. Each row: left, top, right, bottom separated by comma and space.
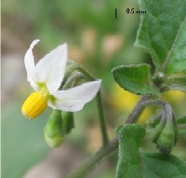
65, 61, 109, 146
67, 96, 177, 177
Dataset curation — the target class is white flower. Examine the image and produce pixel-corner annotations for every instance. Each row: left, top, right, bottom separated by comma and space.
22, 39, 101, 119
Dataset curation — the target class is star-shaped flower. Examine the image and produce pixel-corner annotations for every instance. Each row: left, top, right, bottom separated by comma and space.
22, 40, 101, 119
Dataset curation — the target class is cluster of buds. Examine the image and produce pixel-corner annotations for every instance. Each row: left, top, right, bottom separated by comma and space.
147, 104, 179, 153
44, 110, 74, 147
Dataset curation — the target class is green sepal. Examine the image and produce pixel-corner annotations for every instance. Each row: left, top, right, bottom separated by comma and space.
61, 111, 74, 134
156, 123, 175, 154
112, 64, 160, 97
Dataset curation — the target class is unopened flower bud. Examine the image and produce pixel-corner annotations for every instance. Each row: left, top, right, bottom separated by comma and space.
44, 132, 64, 148
152, 72, 165, 87
149, 103, 179, 153
114, 125, 123, 134
44, 110, 64, 147
149, 115, 166, 143
61, 111, 74, 134
147, 112, 162, 129
156, 123, 175, 154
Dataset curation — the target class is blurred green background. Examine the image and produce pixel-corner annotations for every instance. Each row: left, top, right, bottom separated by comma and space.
2, 0, 186, 178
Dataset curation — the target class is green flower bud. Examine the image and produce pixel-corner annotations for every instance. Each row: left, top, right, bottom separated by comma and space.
149, 103, 179, 153
164, 105, 179, 146
147, 112, 162, 129
114, 125, 123, 134
152, 72, 165, 87
156, 123, 175, 154
149, 116, 166, 143
44, 110, 64, 147
61, 111, 74, 134
44, 132, 64, 148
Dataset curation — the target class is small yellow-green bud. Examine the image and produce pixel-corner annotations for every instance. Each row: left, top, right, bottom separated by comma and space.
44, 132, 64, 148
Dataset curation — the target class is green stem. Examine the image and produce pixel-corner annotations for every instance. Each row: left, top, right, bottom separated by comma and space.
66, 95, 153, 178
66, 138, 118, 178
77, 64, 109, 146
65, 63, 170, 178
62, 72, 85, 89
125, 97, 169, 124
96, 91, 109, 146
63, 61, 109, 146
125, 95, 152, 124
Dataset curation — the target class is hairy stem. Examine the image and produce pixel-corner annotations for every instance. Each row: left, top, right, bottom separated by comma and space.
67, 96, 170, 178
77, 65, 109, 146
66, 96, 151, 177
125, 95, 152, 124
67, 138, 118, 178
96, 91, 109, 146
63, 61, 109, 146
125, 97, 168, 124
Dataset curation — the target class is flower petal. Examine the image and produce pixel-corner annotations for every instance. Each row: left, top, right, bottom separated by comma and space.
24, 39, 40, 90
49, 80, 101, 112
34, 43, 67, 93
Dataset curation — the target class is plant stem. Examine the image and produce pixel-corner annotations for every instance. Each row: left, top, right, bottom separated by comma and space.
67, 94, 169, 178
64, 61, 109, 146
77, 65, 109, 146
125, 95, 152, 124
66, 138, 119, 178
125, 97, 168, 124
96, 91, 109, 146
65, 69, 170, 178
66, 95, 151, 178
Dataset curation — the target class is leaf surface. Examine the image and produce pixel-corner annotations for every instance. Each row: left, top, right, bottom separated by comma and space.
112, 64, 160, 96
135, 0, 186, 73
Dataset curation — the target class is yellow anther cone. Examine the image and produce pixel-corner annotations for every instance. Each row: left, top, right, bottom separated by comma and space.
22, 92, 48, 119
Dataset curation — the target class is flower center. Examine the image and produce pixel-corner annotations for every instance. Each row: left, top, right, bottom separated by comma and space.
21, 87, 50, 119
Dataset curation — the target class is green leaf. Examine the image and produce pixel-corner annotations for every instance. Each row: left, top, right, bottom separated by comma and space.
115, 124, 186, 178
135, 0, 186, 74
115, 124, 146, 178
166, 76, 186, 92
141, 152, 186, 178
165, 21, 186, 73
112, 64, 160, 96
